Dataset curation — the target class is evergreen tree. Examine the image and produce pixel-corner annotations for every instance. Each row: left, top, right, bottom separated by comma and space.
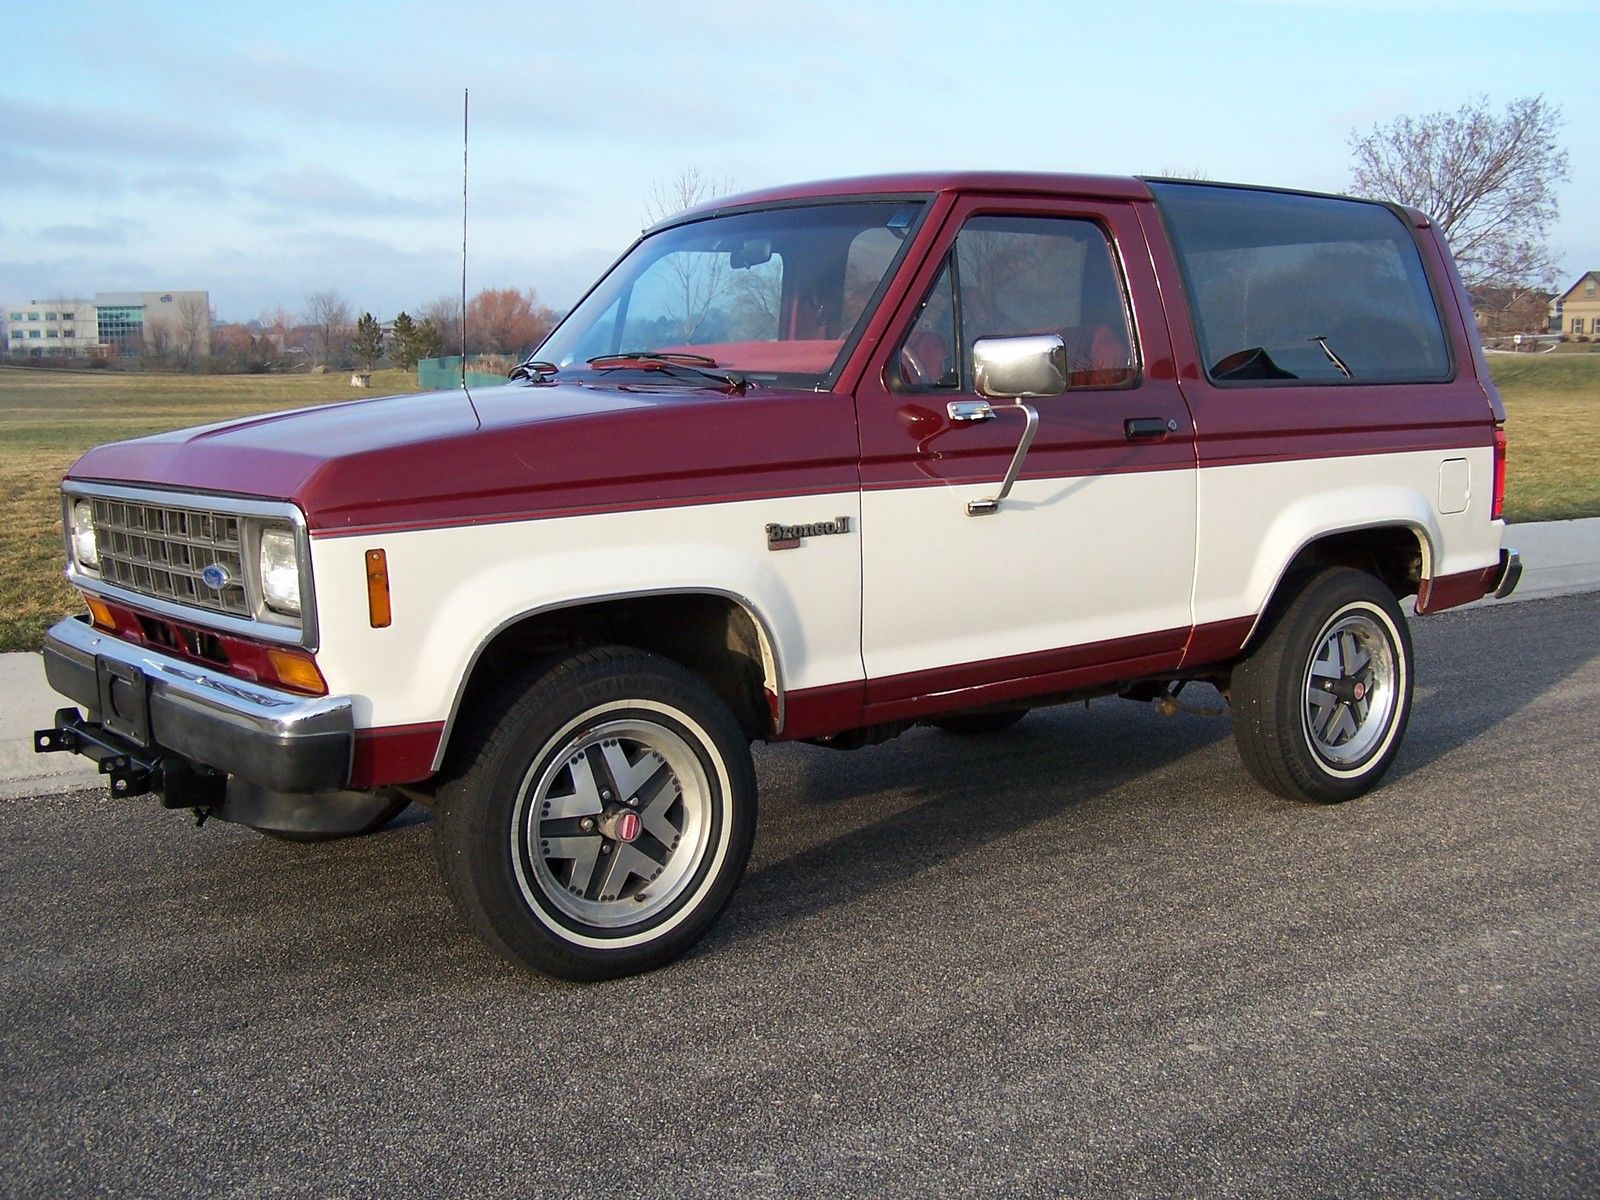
413, 317, 445, 363
351, 312, 385, 372
390, 311, 420, 370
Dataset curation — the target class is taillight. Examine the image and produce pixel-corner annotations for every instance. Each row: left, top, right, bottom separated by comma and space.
1491, 425, 1507, 520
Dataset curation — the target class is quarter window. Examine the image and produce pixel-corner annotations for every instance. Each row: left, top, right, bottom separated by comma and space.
1152, 183, 1451, 384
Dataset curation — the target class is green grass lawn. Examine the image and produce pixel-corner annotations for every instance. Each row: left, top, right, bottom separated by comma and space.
0, 367, 424, 654
1490, 353, 1600, 523
0, 357, 1595, 653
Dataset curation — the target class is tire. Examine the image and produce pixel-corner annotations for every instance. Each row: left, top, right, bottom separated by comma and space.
433, 647, 757, 981
1230, 567, 1414, 804
927, 709, 1030, 735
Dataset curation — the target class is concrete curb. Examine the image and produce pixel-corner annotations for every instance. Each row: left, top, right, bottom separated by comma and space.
2, 518, 1596, 798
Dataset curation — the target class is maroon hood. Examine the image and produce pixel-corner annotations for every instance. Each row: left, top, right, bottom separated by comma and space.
67, 380, 857, 535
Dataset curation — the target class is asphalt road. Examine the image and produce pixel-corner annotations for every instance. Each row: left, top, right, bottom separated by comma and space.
2, 593, 1596, 1199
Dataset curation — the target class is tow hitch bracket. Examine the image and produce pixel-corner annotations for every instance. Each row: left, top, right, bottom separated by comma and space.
35, 706, 226, 809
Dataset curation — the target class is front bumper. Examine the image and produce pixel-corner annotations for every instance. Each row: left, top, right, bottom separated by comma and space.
38, 616, 353, 796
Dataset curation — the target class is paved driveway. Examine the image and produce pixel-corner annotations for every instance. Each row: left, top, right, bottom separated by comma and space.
2, 593, 1595, 1198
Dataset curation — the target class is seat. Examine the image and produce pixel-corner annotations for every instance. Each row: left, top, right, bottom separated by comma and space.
1059, 324, 1133, 388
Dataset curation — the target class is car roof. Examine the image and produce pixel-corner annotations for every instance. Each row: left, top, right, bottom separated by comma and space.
661, 172, 1153, 227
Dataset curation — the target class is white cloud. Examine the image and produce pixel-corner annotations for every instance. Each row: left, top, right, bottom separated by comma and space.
0, 97, 255, 162
39, 221, 140, 247
248, 166, 447, 218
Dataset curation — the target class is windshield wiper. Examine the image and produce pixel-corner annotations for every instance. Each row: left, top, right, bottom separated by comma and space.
1310, 335, 1353, 379
508, 359, 559, 382
586, 352, 748, 392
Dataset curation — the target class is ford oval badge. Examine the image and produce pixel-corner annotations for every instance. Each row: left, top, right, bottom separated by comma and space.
200, 563, 231, 590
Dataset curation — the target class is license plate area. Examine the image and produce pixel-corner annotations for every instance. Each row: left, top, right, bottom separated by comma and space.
96, 656, 151, 747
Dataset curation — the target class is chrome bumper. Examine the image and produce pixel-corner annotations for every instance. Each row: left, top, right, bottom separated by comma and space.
39, 616, 353, 795
1494, 548, 1522, 599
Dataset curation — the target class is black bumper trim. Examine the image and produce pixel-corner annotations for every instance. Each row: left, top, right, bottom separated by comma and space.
1494, 548, 1522, 599
39, 616, 354, 794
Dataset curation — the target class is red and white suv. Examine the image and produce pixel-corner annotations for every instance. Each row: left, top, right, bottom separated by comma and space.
39, 173, 1520, 979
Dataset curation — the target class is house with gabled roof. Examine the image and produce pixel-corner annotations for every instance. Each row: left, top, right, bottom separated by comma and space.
1558, 271, 1600, 338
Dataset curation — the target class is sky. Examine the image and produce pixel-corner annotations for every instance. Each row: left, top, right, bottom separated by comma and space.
2, 0, 1596, 323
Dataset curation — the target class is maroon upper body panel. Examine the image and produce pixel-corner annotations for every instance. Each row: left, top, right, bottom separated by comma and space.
67, 380, 862, 535
660, 172, 1153, 228
66, 173, 1495, 541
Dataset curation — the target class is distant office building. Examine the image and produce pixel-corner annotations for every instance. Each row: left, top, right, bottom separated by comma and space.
4, 290, 211, 358
4, 298, 100, 356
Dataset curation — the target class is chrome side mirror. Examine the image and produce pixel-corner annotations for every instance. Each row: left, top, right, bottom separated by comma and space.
972, 334, 1068, 399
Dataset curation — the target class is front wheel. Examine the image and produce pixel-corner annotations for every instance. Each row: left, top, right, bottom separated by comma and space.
433, 647, 757, 981
1230, 567, 1414, 803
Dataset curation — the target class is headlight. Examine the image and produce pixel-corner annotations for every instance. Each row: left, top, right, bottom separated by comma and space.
70, 498, 99, 569
258, 526, 302, 616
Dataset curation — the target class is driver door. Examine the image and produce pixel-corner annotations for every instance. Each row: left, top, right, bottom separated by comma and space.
854, 197, 1198, 713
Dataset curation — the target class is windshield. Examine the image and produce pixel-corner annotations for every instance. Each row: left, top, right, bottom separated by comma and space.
537, 200, 924, 386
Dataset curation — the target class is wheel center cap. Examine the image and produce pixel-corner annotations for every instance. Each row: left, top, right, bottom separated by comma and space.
1352, 680, 1367, 701
600, 808, 641, 843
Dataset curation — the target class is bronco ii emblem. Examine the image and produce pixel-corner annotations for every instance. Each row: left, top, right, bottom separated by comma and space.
766, 516, 852, 551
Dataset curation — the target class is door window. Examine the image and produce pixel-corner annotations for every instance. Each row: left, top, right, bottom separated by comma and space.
896, 215, 1138, 391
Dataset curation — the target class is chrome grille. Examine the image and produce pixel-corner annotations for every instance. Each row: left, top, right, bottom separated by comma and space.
91, 497, 251, 618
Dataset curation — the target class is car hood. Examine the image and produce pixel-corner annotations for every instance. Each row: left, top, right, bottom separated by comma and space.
66, 379, 855, 534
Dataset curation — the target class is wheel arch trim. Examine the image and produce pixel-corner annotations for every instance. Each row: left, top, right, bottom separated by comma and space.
429, 586, 788, 773
1239, 517, 1436, 651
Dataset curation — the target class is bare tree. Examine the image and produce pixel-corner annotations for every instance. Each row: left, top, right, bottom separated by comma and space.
174, 295, 212, 369
143, 318, 173, 365
420, 294, 463, 358
304, 288, 354, 367
259, 305, 296, 354
467, 287, 557, 356
642, 166, 735, 227
642, 168, 739, 342
1348, 95, 1569, 289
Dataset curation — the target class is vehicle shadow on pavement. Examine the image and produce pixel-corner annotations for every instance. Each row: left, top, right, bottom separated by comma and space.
726, 696, 1236, 944
1390, 595, 1599, 779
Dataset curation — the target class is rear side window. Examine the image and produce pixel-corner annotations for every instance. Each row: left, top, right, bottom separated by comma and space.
1151, 183, 1450, 385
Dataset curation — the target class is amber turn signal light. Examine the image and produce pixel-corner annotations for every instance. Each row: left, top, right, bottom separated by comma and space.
365, 549, 392, 628
85, 596, 115, 631
267, 648, 327, 695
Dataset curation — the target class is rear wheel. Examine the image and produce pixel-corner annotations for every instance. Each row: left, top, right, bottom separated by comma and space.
434, 647, 757, 981
1230, 567, 1413, 803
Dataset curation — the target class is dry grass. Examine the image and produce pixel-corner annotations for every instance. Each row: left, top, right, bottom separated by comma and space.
0, 358, 1594, 653
0, 367, 423, 653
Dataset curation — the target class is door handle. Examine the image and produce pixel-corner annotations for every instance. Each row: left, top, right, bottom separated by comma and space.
947, 400, 996, 423
1124, 417, 1176, 441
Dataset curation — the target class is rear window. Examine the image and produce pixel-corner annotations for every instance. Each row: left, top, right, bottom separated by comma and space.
1150, 183, 1451, 385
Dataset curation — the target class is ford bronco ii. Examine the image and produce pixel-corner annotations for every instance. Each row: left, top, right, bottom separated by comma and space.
37, 174, 1520, 979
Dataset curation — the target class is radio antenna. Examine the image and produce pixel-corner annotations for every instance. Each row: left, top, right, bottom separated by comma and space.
459, 88, 480, 424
